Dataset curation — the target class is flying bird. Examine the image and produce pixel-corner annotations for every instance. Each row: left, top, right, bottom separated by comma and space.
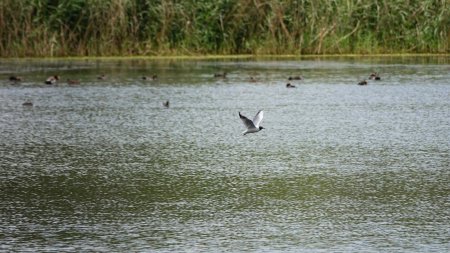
239, 110, 264, 135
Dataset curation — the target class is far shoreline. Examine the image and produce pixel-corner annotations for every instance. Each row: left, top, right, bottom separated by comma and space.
1, 53, 449, 61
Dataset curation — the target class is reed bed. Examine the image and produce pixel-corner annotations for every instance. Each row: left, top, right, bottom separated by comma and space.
0, 0, 448, 57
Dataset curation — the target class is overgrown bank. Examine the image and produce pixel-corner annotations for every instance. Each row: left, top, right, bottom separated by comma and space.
1, 0, 448, 57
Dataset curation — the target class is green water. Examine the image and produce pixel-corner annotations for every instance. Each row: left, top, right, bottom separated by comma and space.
1, 57, 449, 252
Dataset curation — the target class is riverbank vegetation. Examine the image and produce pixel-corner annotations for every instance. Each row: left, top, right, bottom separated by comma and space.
0, 0, 448, 57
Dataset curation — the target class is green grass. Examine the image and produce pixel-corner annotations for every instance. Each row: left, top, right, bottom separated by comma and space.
1, 0, 448, 57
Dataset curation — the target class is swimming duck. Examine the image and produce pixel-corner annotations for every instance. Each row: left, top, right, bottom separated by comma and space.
214, 72, 227, 78
288, 76, 303, 80
22, 101, 33, 106
67, 79, 80, 85
162, 100, 170, 108
142, 75, 157, 80
45, 75, 59, 85
249, 77, 257, 82
9, 76, 22, 82
369, 72, 381, 80
97, 74, 106, 80
358, 80, 368, 85
286, 83, 296, 88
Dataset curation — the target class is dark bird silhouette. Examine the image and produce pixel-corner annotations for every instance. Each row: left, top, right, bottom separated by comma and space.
286, 83, 296, 88
9, 76, 22, 82
358, 80, 368, 85
288, 76, 303, 80
162, 100, 170, 108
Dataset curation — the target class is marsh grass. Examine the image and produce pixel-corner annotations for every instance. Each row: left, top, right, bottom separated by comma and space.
0, 0, 448, 57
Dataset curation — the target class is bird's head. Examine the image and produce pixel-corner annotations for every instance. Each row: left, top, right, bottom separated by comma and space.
259, 126, 264, 130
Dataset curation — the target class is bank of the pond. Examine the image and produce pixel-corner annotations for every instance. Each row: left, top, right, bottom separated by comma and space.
1, 0, 448, 57
2, 53, 450, 61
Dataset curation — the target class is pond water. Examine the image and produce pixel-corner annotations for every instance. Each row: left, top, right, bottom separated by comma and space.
0, 57, 449, 252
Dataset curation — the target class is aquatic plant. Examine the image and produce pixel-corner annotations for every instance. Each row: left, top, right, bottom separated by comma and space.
0, 0, 448, 57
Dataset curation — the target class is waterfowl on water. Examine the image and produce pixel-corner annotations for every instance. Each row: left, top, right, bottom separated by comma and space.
22, 101, 33, 106
97, 74, 106, 80
162, 100, 170, 108
214, 72, 227, 78
67, 79, 80, 85
9, 76, 22, 82
142, 75, 157, 80
358, 80, 368, 85
45, 75, 59, 85
249, 76, 257, 82
369, 72, 381, 80
288, 76, 303, 81
286, 83, 296, 88
239, 110, 264, 135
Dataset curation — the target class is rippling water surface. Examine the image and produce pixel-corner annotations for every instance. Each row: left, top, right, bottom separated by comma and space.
1, 57, 449, 252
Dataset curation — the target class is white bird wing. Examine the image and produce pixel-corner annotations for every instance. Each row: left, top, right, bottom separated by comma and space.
239, 112, 256, 129
252, 110, 264, 128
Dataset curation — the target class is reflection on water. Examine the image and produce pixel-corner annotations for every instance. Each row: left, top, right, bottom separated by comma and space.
1, 57, 449, 252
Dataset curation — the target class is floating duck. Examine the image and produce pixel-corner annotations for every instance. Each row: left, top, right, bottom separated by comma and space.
288, 76, 303, 80
22, 101, 33, 106
286, 83, 296, 88
358, 80, 368, 85
142, 75, 157, 80
9, 76, 22, 82
162, 100, 170, 108
67, 79, 80, 85
214, 72, 227, 78
97, 74, 106, 80
45, 75, 59, 85
369, 72, 381, 80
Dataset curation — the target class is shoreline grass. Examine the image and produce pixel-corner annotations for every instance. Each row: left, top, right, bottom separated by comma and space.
1, 0, 448, 57
1, 53, 449, 61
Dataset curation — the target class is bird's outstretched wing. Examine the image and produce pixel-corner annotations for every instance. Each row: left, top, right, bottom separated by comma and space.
252, 110, 264, 128
239, 112, 256, 129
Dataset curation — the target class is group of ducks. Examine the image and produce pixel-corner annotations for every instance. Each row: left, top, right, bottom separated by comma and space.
215, 72, 304, 88
12, 71, 380, 110
9, 73, 159, 86
358, 72, 381, 85
215, 71, 381, 88
10, 71, 379, 87
10, 73, 159, 107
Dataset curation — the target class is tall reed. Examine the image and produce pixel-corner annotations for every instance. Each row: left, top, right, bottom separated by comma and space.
0, 0, 448, 57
